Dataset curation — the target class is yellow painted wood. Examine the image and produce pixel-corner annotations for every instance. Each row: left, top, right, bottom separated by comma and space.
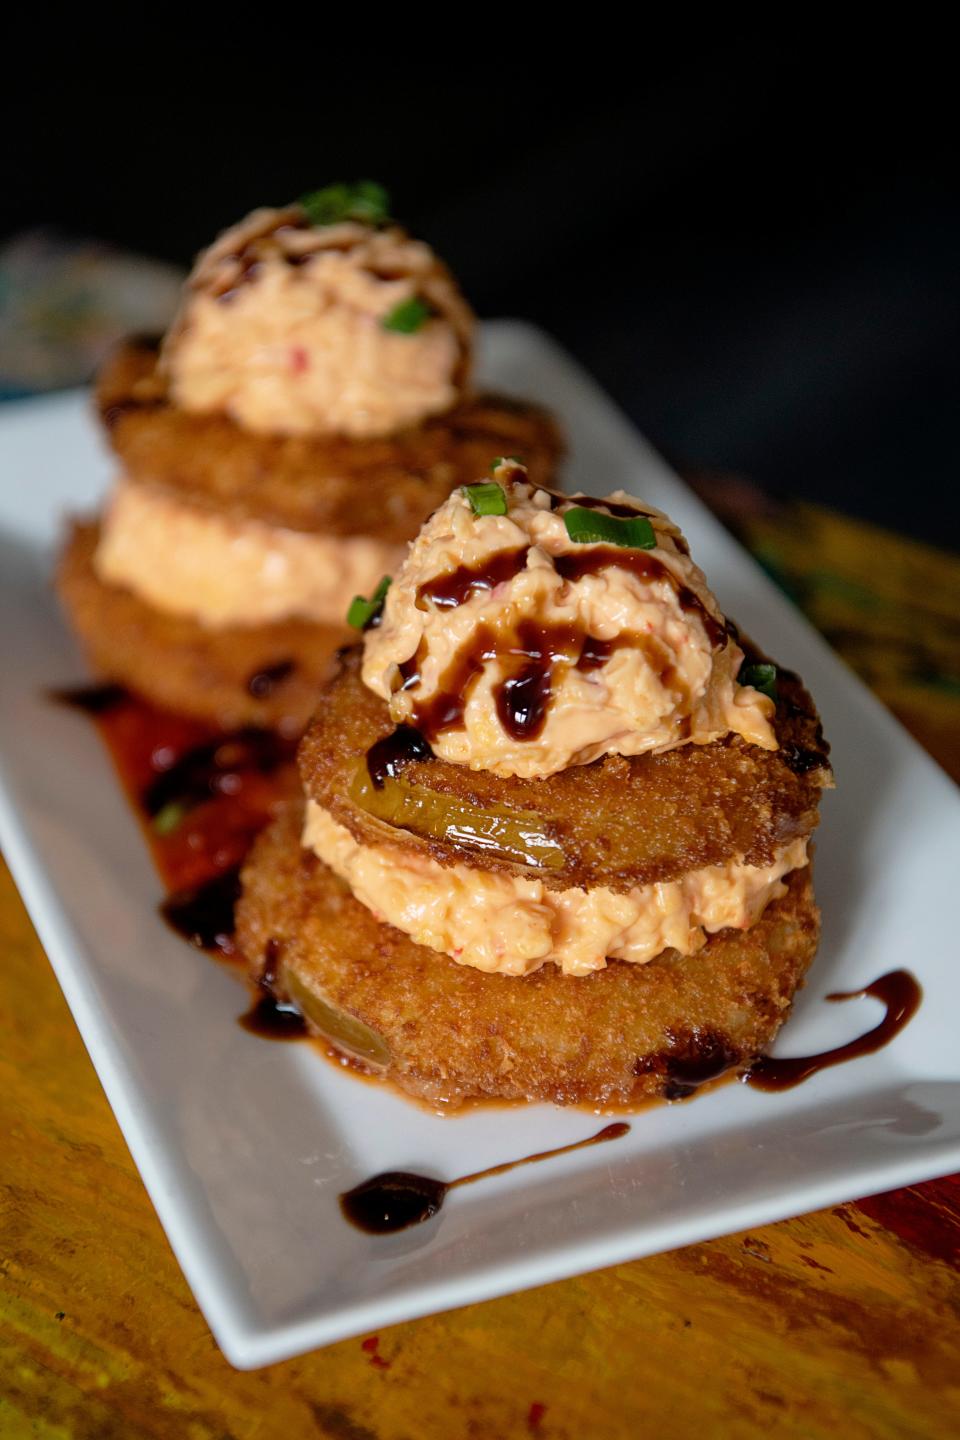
2, 503, 959, 1439
737, 501, 960, 779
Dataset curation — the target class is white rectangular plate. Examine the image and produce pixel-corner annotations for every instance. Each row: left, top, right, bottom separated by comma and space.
1, 322, 959, 1370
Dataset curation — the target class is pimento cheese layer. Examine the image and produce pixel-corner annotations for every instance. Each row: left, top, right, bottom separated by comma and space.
94, 478, 402, 629
303, 799, 808, 977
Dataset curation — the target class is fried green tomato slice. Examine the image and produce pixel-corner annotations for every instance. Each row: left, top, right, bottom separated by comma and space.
56, 521, 344, 732
298, 648, 831, 893
96, 340, 565, 542
236, 803, 821, 1109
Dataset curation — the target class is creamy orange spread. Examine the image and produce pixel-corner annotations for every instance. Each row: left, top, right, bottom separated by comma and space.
362, 467, 776, 779
94, 478, 402, 629
303, 800, 807, 976
163, 207, 473, 438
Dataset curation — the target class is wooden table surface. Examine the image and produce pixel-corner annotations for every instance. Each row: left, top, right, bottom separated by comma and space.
2, 493, 959, 1440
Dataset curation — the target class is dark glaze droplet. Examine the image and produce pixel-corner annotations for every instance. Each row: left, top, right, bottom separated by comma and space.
664, 1038, 740, 1101
406, 619, 673, 747
416, 547, 530, 611
631, 1028, 740, 1100
238, 936, 306, 1038
341, 1171, 449, 1234
102, 397, 164, 429
340, 1122, 630, 1235
124, 332, 165, 352
366, 725, 434, 788
160, 867, 242, 955
407, 621, 554, 742
398, 641, 425, 691
142, 728, 292, 818
213, 213, 311, 301
490, 619, 582, 742
246, 658, 296, 699
239, 993, 307, 1040
743, 970, 922, 1092
495, 663, 553, 741
577, 636, 615, 671
405, 630, 493, 739
49, 683, 129, 715
530, 485, 657, 521
560, 493, 656, 520
780, 742, 830, 775
575, 633, 657, 673
554, 549, 728, 649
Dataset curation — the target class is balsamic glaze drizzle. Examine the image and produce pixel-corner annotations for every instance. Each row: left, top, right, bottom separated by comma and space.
742, 970, 922, 1092
142, 728, 291, 818
160, 867, 242, 955
663, 1038, 740, 1101
246, 658, 296, 700
561, 493, 656, 519
212, 214, 310, 300
392, 618, 675, 749
239, 993, 307, 1040
780, 742, 831, 776
553, 549, 728, 648
49, 683, 128, 715
365, 725, 434, 788
238, 938, 308, 1038
394, 537, 728, 750
340, 1122, 630, 1234
101, 397, 164, 429
416, 548, 530, 611
530, 486, 656, 520
51, 685, 295, 960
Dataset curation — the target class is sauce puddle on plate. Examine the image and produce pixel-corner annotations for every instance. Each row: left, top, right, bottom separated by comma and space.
51, 683, 297, 956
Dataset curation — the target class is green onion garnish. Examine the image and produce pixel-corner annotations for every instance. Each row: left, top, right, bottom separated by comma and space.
300, 180, 390, 227
152, 799, 193, 837
347, 575, 392, 630
562, 507, 656, 549
382, 296, 431, 334
738, 661, 778, 701
463, 482, 508, 516
490, 455, 524, 472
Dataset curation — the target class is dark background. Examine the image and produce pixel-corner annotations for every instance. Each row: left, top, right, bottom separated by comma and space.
6, 40, 957, 548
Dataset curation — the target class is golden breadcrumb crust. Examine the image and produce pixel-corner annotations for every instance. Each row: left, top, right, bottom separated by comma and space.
236, 802, 821, 1109
299, 648, 831, 892
56, 521, 344, 731
95, 340, 565, 542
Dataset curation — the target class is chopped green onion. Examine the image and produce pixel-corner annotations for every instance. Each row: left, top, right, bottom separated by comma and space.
463, 482, 508, 516
382, 296, 431, 334
300, 180, 390, 227
347, 575, 392, 630
738, 661, 778, 701
152, 799, 194, 837
562, 507, 656, 549
490, 455, 524, 472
